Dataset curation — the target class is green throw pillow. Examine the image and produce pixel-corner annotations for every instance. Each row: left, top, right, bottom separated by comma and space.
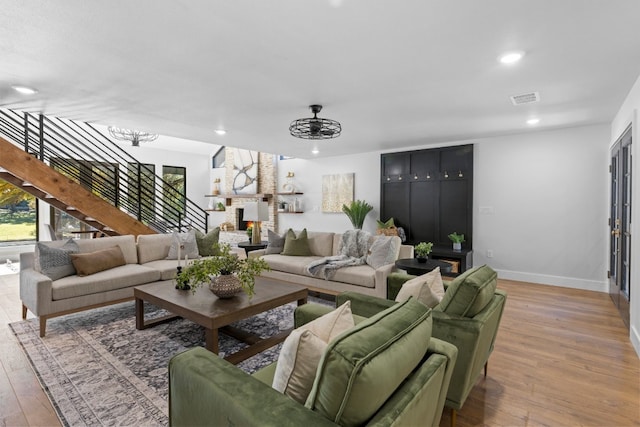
195, 227, 220, 256
305, 298, 432, 427
436, 264, 497, 317
281, 229, 312, 256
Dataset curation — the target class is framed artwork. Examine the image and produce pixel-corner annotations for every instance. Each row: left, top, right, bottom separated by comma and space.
232, 149, 258, 194
322, 173, 354, 212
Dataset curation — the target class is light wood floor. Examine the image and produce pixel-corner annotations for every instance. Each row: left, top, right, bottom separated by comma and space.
1, 274, 638, 426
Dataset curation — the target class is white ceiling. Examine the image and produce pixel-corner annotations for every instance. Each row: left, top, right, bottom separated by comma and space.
2, 0, 640, 158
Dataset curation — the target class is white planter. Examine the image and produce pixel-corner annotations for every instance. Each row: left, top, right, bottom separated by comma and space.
452, 242, 462, 251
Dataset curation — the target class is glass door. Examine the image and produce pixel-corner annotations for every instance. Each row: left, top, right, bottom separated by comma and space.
609, 125, 632, 328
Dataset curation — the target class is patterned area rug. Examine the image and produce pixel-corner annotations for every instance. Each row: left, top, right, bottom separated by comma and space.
10, 297, 330, 426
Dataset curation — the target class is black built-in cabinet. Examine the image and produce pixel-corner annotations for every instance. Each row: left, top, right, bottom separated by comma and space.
380, 144, 473, 252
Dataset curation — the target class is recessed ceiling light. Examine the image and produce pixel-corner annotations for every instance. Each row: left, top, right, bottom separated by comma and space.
311, 148, 319, 155
11, 85, 38, 95
499, 51, 525, 64
214, 129, 226, 135
527, 118, 540, 125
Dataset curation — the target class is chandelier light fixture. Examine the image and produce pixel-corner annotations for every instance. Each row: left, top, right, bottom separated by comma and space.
289, 105, 341, 140
108, 126, 159, 147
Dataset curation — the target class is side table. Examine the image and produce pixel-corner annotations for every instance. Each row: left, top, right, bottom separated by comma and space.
394, 258, 453, 276
237, 241, 268, 257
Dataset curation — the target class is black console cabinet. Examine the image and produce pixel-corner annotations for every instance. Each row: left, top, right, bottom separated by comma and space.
380, 145, 473, 265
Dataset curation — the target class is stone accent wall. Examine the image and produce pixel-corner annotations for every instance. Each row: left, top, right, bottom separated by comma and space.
224, 148, 277, 241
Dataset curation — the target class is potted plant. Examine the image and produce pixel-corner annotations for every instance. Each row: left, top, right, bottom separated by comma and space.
342, 199, 374, 229
414, 241, 433, 263
175, 243, 270, 298
448, 232, 465, 251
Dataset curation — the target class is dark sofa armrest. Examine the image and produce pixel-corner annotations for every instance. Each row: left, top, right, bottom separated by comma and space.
337, 291, 396, 318
169, 347, 336, 427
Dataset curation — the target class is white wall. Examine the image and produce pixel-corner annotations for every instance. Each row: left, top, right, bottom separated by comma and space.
473, 125, 610, 291
276, 151, 382, 234
277, 124, 610, 293
611, 73, 640, 357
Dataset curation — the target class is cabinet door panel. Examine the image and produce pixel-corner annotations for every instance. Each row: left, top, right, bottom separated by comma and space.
382, 182, 410, 232
382, 153, 410, 176
410, 181, 438, 242
439, 180, 470, 245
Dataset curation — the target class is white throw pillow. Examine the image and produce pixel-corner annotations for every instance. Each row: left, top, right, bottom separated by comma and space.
366, 235, 401, 269
395, 267, 445, 308
166, 230, 199, 260
272, 301, 354, 403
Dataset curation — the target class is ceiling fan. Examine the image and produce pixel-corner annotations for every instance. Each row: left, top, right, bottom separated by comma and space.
289, 105, 342, 140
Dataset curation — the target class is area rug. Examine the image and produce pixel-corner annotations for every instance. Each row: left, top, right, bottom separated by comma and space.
10, 297, 329, 426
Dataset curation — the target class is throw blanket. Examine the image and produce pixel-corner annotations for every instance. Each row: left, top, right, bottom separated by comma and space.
306, 230, 371, 280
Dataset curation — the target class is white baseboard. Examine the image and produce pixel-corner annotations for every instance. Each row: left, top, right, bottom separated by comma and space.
631, 325, 640, 359
494, 268, 608, 293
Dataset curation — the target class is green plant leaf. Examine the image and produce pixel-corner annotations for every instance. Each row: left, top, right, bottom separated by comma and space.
342, 199, 373, 229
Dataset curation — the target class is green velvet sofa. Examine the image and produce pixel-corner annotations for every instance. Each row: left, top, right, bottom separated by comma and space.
168, 297, 458, 427
388, 265, 507, 424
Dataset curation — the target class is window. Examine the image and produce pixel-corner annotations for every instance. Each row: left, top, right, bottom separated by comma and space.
128, 163, 156, 224
212, 147, 225, 168
0, 178, 37, 242
162, 165, 186, 223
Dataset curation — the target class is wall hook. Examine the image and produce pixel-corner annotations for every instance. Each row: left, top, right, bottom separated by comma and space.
444, 171, 449, 178
458, 170, 463, 178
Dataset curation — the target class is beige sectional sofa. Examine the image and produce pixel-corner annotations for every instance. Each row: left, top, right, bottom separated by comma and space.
19, 233, 240, 337
253, 231, 413, 298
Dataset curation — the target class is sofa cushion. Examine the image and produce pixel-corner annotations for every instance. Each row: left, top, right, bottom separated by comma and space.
331, 265, 376, 288
273, 301, 354, 404
264, 229, 285, 255
306, 232, 335, 257
76, 235, 138, 264
70, 246, 126, 276
366, 235, 401, 269
52, 264, 161, 300
195, 228, 220, 256
140, 259, 180, 280
305, 298, 432, 426
262, 255, 322, 275
167, 230, 199, 260
282, 229, 312, 256
137, 233, 172, 264
437, 264, 497, 317
34, 239, 79, 280
395, 267, 445, 308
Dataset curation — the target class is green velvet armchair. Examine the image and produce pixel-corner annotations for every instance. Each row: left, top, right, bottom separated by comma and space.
388, 265, 507, 425
299, 265, 506, 426
169, 298, 458, 427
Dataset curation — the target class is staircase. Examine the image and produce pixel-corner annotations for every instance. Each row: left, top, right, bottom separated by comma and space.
0, 109, 208, 237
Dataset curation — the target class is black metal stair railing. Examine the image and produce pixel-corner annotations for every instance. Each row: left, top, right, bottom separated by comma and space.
0, 108, 208, 234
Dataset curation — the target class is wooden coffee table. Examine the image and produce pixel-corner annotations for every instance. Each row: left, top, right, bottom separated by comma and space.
134, 277, 308, 364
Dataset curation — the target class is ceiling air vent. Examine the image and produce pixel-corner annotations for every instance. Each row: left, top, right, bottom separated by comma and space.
510, 91, 540, 106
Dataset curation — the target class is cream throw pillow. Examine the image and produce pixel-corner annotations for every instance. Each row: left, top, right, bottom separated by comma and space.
366, 235, 401, 269
272, 301, 354, 403
395, 267, 445, 308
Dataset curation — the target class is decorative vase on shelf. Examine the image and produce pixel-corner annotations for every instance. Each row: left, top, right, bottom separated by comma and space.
453, 242, 462, 251
212, 179, 221, 196
416, 256, 427, 264
209, 274, 243, 298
